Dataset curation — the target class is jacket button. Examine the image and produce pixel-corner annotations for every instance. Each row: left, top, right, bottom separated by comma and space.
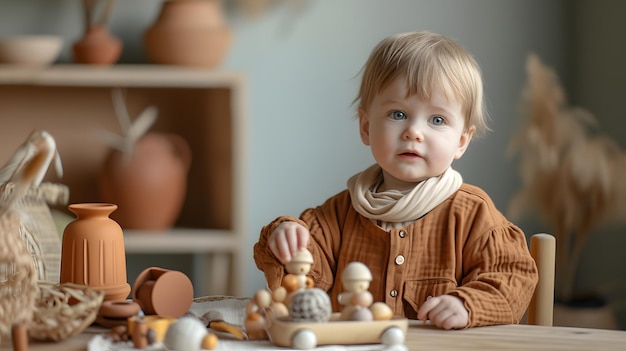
399, 230, 406, 238
390, 290, 398, 297
395, 255, 405, 265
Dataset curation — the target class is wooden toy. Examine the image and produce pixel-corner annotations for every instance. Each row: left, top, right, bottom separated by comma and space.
266, 314, 407, 349
283, 248, 315, 292
200, 310, 246, 340
246, 249, 408, 349
337, 261, 374, 321
163, 316, 218, 351
127, 314, 175, 344
289, 287, 332, 322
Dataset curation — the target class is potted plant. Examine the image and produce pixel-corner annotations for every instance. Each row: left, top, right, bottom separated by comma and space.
507, 54, 621, 328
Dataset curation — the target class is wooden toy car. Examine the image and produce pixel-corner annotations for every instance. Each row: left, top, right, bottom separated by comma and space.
265, 312, 408, 350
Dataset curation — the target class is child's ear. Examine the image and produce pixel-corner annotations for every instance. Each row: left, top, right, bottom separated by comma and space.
358, 108, 371, 146
454, 125, 475, 159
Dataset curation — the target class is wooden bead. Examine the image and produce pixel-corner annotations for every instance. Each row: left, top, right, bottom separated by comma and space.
201, 333, 218, 350
254, 289, 272, 308
370, 302, 393, 320
281, 275, 299, 293
351, 292, 373, 307
272, 286, 287, 302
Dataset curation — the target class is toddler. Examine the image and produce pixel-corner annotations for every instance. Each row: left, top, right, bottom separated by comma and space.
254, 31, 538, 329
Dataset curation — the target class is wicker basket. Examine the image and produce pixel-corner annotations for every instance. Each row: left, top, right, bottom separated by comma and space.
0, 182, 69, 282
29, 281, 104, 342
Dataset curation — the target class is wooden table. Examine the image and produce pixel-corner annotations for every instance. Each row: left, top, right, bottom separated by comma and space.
404, 322, 626, 350
2, 321, 625, 350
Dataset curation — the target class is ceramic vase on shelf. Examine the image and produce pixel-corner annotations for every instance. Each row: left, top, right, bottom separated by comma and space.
72, 25, 122, 65
143, 0, 232, 67
59, 203, 130, 301
98, 132, 192, 230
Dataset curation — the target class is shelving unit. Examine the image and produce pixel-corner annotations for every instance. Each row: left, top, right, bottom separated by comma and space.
0, 64, 247, 297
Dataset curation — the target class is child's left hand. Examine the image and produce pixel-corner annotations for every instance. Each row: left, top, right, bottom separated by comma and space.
417, 295, 468, 330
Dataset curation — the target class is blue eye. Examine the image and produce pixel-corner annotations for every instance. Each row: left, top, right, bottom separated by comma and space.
390, 111, 406, 120
431, 116, 444, 126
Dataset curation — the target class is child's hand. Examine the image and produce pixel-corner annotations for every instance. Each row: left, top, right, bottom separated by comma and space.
268, 221, 310, 264
417, 295, 468, 330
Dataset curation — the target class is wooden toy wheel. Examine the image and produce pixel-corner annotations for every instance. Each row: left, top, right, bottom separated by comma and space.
381, 326, 404, 346
292, 328, 317, 349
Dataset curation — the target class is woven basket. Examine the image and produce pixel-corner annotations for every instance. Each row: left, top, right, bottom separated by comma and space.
0, 210, 38, 341
29, 281, 104, 342
0, 182, 69, 282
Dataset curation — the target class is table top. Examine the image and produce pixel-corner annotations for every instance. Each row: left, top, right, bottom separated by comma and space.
2, 321, 626, 351
405, 322, 626, 350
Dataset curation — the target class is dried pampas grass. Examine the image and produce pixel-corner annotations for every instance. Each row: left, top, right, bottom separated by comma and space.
507, 54, 626, 302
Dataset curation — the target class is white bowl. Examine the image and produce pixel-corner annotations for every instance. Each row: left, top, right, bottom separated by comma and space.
0, 35, 63, 66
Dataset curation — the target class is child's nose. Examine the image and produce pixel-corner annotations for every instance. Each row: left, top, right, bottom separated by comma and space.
403, 122, 424, 141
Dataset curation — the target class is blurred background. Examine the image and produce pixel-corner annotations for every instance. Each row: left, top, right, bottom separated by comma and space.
1, 0, 625, 329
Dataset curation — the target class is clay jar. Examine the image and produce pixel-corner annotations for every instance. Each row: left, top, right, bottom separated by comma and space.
98, 132, 192, 230
72, 25, 122, 65
60, 203, 130, 301
143, 0, 232, 67
132, 267, 194, 318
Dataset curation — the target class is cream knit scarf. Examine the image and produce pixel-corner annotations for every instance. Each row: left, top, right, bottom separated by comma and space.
347, 164, 462, 229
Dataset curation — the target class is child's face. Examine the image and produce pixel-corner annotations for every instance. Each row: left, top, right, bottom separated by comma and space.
359, 75, 474, 190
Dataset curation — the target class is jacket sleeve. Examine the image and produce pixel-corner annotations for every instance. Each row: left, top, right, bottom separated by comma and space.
448, 223, 538, 327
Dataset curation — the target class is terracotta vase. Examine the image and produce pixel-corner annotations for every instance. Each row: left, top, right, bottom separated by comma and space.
98, 132, 192, 230
60, 203, 130, 301
72, 25, 122, 65
143, 0, 232, 67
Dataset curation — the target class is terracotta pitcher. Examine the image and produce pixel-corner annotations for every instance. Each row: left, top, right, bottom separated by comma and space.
98, 132, 192, 230
60, 203, 130, 301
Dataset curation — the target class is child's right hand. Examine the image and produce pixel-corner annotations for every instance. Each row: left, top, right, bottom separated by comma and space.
268, 221, 310, 264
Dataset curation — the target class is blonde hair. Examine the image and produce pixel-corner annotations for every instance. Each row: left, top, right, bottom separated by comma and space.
354, 31, 489, 137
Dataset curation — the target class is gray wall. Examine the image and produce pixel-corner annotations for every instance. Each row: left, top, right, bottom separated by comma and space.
13, 0, 626, 324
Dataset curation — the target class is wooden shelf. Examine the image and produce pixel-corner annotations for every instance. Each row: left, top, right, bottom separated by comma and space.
124, 228, 240, 253
0, 64, 248, 297
0, 64, 245, 87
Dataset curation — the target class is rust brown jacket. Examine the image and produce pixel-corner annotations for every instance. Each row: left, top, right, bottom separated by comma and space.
254, 183, 538, 328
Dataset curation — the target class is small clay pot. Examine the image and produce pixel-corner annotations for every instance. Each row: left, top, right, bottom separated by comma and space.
72, 25, 122, 65
132, 267, 194, 318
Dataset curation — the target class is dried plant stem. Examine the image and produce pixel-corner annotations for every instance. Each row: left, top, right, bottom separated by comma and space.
98, 0, 116, 27
82, 0, 96, 31
558, 235, 586, 302
82, 0, 116, 31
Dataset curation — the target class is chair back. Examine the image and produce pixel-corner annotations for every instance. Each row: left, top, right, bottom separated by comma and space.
527, 233, 556, 326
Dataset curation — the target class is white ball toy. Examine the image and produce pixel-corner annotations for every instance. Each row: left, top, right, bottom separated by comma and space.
164, 316, 218, 350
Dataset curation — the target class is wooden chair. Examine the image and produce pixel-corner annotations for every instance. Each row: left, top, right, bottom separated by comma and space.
527, 233, 556, 326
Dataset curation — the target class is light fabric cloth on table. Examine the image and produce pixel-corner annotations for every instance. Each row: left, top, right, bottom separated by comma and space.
187, 295, 250, 328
